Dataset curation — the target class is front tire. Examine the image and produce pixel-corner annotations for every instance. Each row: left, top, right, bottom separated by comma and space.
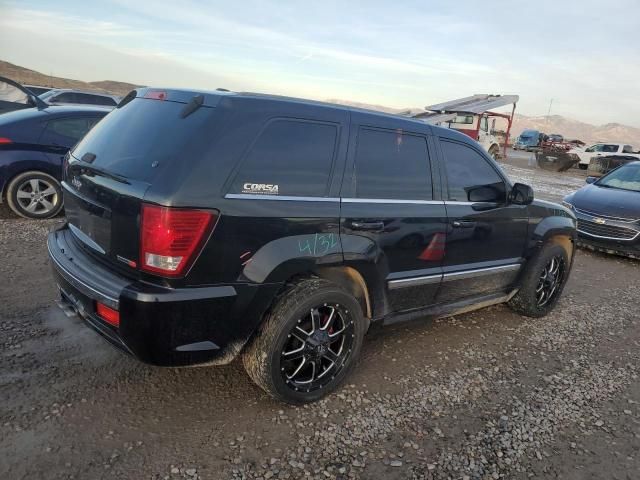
243, 278, 366, 404
6, 171, 63, 219
508, 243, 570, 318
578, 163, 588, 170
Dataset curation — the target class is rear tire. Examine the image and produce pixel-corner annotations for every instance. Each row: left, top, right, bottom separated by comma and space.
508, 243, 570, 318
243, 278, 366, 404
6, 171, 63, 219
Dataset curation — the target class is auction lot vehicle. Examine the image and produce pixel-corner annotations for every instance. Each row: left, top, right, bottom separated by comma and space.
514, 129, 544, 151
563, 162, 640, 259
40, 89, 120, 108
0, 106, 109, 218
48, 89, 576, 403
570, 142, 640, 170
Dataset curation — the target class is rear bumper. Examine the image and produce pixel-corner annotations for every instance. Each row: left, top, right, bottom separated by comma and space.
47, 225, 280, 366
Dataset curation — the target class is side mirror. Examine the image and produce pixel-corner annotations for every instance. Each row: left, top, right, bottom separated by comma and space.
468, 185, 501, 203
510, 183, 534, 205
585, 176, 598, 184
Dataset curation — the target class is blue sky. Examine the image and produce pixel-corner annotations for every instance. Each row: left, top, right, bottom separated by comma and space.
1, 0, 639, 126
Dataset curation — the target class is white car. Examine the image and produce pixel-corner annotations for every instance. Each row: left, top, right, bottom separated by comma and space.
571, 143, 640, 169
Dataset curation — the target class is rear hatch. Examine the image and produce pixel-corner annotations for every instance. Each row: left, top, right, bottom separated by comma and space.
64, 89, 226, 280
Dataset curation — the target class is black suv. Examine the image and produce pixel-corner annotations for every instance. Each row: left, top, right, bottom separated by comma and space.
48, 89, 576, 403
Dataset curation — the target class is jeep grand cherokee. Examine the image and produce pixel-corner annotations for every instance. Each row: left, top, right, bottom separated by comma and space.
48, 88, 577, 403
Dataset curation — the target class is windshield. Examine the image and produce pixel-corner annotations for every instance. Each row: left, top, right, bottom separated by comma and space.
597, 164, 640, 192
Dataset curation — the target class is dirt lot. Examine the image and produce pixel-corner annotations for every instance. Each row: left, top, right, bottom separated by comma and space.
1, 153, 639, 480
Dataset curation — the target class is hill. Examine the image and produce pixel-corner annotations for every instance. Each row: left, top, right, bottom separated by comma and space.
510, 114, 640, 147
0, 60, 139, 96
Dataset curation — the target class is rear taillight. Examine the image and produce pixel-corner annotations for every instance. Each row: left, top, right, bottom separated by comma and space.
140, 204, 216, 277
96, 302, 120, 327
0, 137, 12, 144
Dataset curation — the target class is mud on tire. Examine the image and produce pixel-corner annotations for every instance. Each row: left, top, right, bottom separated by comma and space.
508, 242, 571, 318
242, 278, 366, 404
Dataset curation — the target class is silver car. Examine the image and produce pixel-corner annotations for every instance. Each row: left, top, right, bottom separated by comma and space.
39, 89, 120, 108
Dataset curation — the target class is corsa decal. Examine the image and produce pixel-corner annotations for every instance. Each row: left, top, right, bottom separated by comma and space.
242, 183, 279, 195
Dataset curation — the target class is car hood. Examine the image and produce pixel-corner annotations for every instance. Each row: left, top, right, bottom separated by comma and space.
570, 184, 640, 219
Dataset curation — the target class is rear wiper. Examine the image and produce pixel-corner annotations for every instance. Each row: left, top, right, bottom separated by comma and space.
181, 94, 204, 118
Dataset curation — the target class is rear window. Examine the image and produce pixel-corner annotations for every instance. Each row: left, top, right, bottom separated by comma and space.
230, 119, 338, 197
71, 98, 219, 182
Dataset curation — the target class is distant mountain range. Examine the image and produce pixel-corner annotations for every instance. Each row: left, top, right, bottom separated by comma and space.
510, 114, 640, 147
2, 60, 638, 147
0, 60, 139, 96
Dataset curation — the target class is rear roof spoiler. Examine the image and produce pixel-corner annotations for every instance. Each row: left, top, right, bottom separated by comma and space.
118, 87, 234, 109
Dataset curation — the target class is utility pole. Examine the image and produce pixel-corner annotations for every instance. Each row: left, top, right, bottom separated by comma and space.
546, 98, 553, 128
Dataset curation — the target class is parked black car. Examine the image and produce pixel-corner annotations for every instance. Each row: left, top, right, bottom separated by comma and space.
564, 162, 640, 259
0, 105, 110, 218
47, 89, 576, 403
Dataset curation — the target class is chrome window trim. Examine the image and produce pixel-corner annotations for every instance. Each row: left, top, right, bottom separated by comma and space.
342, 198, 444, 205
442, 264, 521, 282
388, 274, 442, 290
225, 194, 340, 202
444, 201, 476, 205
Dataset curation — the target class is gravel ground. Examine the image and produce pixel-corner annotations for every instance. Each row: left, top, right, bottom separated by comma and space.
1, 156, 639, 479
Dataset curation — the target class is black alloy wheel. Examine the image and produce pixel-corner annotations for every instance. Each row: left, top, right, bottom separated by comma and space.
535, 255, 565, 307
280, 303, 354, 393
243, 278, 366, 404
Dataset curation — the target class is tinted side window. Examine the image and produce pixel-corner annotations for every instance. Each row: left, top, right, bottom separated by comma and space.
440, 140, 506, 203
231, 119, 337, 197
53, 93, 75, 103
41, 118, 91, 146
92, 95, 117, 106
73, 93, 94, 105
354, 128, 431, 200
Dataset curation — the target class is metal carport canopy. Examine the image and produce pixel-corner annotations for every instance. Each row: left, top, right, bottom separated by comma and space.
425, 94, 520, 114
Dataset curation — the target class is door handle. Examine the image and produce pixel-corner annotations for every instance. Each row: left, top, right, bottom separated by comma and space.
452, 220, 476, 228
349, 221, 385, 232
